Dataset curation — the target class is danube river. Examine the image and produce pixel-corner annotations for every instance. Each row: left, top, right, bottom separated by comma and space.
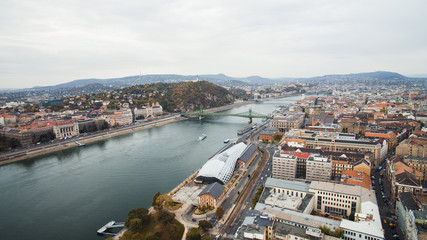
0, 96, 301, 240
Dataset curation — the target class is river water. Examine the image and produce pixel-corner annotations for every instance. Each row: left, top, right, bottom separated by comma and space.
0, 96, 300, 240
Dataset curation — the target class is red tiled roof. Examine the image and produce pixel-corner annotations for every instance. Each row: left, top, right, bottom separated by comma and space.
294, 152, 310, 159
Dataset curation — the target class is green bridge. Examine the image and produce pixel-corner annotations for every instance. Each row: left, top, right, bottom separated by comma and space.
184, 108, 273, 123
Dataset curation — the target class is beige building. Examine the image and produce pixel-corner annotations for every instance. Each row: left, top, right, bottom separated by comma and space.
107, 112, 133, 127
310, 181, 362, 217
386, 158, 424, 205
306, 155, 332, 182
403, 156, 427, 181
283, 135, 383, 165
332, 159, 354, 179
253, 178, 383, 240
272, 151, 297, 180
53, 121, 79, 139
270, 113, 304, 132
396, 137, 427, 158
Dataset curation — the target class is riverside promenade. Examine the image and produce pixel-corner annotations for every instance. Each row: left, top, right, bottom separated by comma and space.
0, 101, 253, 166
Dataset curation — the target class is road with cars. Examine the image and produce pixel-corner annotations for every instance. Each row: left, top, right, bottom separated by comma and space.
373, 160, 400, 240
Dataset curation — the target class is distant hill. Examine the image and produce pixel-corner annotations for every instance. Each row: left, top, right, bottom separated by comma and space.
1, 71, 425, 101
34, 71, 424, 92
31, 73, 296, 91
87, 81, 247, 112
298, 71, 427, 86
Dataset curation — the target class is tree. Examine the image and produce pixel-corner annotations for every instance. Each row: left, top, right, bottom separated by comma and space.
251, 187, 264, 209
157, 209, 174, 224
198, 220, 213, 230
215, 206, 225, 220
274, 133, 284, 142
186, 228, 201, 240
152, 192, 161, 207
129, 218, 143, 232
154, 193, 173, 210
319, 225, 344, 238
125, 207, 149, 228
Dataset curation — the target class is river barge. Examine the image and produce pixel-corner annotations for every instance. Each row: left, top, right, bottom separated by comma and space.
237, 123, 256, 135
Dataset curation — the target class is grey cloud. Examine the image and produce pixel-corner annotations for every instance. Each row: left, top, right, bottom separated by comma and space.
1, 0, 427, 87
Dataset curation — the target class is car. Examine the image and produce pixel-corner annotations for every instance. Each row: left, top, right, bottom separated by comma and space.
192, 218, 197, 222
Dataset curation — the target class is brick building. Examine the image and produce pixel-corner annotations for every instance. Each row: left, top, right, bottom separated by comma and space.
198, 182, 225, 208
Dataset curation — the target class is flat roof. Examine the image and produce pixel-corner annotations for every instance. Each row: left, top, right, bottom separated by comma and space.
340, 201, 384, 238
265, 178, 310, 193
255, 202, 341, 229
274, 221, 322, 240
309, 181, 362, 197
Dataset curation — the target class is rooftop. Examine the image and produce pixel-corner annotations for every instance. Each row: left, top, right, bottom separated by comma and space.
238, 144, 258, 163
198, 182, 225, 199
399, 192, 421, 210
196, 142, 247, 184
265, 178, 310, 193
340, 201, 384, 239
274, 221, 322, 240
309, 181, 363, 197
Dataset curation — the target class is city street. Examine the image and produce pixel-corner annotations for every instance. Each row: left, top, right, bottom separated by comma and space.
373, 161, 400, 240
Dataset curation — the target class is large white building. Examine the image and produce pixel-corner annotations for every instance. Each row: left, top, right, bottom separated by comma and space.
196, 142, 247, 185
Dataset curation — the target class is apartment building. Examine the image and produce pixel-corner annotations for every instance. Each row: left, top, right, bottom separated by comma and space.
403, 156, 427, 181
386, 157, 424, 205
283, 135, 383, 165
396, 137, 427, 158
270, 113, 304, 132
273, 150, 332, 182
306, 155, 332, 182
272, 151, 297, 180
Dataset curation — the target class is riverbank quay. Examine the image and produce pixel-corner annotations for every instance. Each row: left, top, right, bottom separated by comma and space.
0, 115, 182, 166
164, 121, 271, 239
0, 101, 255, 166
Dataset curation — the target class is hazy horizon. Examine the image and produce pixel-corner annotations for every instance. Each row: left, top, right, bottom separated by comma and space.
1, 1, 427, 88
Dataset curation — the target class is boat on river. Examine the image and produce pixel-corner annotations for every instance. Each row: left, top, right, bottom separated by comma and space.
224, 139, 230, 143
198, 134, 207, 140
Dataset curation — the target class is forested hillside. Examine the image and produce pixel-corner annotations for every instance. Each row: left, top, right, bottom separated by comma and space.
81, 81, 251, 113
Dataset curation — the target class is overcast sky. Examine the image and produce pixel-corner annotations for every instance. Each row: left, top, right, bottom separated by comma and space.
1, 0, 427, 88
